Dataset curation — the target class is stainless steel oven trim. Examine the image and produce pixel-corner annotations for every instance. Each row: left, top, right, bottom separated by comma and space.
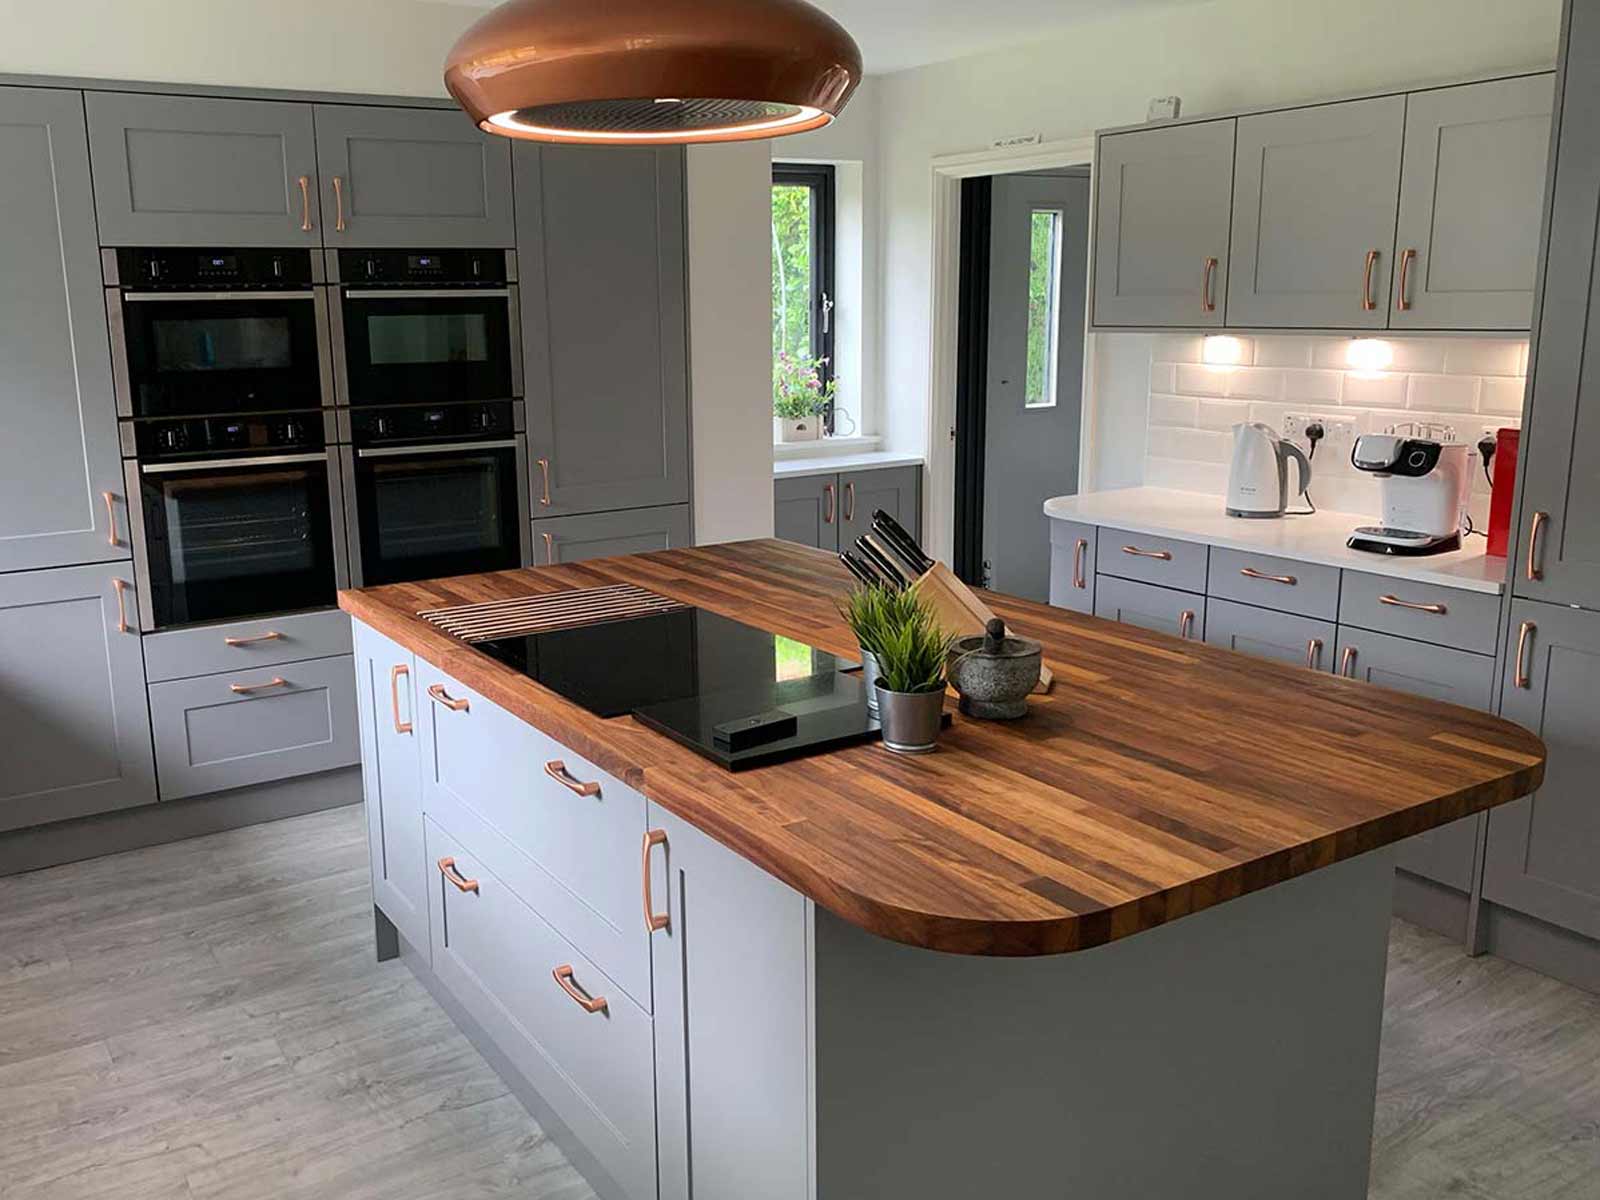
355, 439, 519, 459
337, 445, 363, 588
514, 434, 532, 568
105, 289, 133, 418
507, 284, 525, 398
101, 248, 121, 287
141, 452, 330, 475
340, 288, 514, 300
321, 410, 339, 444
121, 290, 319, 302
328, 286, 350, 406
312, 287, 337, 410
325, 446, 352, 592
122, 458, 155, 631
504, 249, 518, 284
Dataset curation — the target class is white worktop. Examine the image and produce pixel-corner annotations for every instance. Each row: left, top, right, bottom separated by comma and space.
773, 450, 925, 479
1043, 487, 1509, 595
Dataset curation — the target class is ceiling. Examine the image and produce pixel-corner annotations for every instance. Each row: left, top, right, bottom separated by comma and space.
434, 0, 1212, 75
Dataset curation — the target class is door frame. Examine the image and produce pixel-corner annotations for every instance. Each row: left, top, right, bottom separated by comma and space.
926, 136, 1096, 569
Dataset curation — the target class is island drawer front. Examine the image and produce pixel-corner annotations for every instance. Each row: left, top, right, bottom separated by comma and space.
1204, 598, 1336, 672
148, 654, 359, 801
1338, 571, 1500, 654
1048, 520, 1097, 614
1207, 548, 1341, 621
143, 609, 354, 683
1093, 575, 1206, 642
425, 818, 657, 1200
1097, 528, 1209, 592
416, 658, 652, 1010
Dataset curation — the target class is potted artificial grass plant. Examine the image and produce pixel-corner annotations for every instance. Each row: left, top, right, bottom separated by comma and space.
841, 585, 952, 754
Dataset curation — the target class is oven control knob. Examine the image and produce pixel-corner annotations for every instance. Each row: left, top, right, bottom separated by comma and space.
279, 418, 302, 444
373, 416, 390, 437
159, 426, 183, 451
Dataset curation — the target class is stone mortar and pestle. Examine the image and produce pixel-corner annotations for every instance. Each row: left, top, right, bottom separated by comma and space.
947, 618, 1043, 720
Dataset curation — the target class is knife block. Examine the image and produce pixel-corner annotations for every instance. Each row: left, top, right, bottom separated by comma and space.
912, 562, 1054, 693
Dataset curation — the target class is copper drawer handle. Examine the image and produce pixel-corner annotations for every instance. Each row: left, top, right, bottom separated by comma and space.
332, 175, 346, 233
103, 491, 119, 547
823, 482, 836, 525
1514, 621, 1535, 690
1122, 545, 1172, 561
229, 676, 287, 695
111, 578, 132, 634
552, 964, 608, 1014
843, 481, 856, 524
1341, 646, 1358, 678
1179, 609, 1196, 640
1361, 249, 1379, 311
545, 760, 600, 797
642, 829, 669, 933
1306, 638, 1323, 670
1379, 594, 1446, 615
1202, 256, 1218, 313
1396, 248, 1416, 311
1072, 538, 1088, 590
542, 530, 554, 564
438, 856, 479, 894
536, 457, 552, 506
390, 664, 412, 735
427, 683, 469, 712
1240, 566, 1296, 586
1526, 511, 1548, 581
224, 630, 285, 647
297, 175, 312, 232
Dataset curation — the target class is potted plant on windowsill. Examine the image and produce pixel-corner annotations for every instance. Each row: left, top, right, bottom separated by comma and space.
840, 584, 953, 754
773, 351, 834, 443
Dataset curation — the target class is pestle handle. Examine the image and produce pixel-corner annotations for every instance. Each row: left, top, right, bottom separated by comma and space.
983, 618, 1006, 654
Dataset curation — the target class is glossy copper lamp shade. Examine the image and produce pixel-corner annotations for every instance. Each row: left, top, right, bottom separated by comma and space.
444, 0, 862, 145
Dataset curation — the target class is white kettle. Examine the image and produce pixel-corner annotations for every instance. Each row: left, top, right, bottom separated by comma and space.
1227, 422, 1312, 518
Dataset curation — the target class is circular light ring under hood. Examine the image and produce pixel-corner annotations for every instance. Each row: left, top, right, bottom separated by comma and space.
444, 0, 863, 145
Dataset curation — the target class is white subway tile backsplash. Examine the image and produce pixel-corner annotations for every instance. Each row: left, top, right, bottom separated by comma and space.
1282, 368, 1343, 404
1480, 376, 1528, 417
1175, 363, 1231, 397
1148, 425, 1233, 463
1197, 399, 1251, 431
1443, 339, 1525, 377
1252, 337, 1316, 368
1341, 372, 1408, 409
1150, 394, 1198, 426
1407, 374, 1481, 412
1224, 366, 1285, 400
1155, 335, 1206, 363
1145, 457, 1231, 493
1386, 340, 1450, 372
1150, 361, 1177, 393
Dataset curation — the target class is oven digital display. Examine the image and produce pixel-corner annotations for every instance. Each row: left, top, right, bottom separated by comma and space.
198, 254, 237, 273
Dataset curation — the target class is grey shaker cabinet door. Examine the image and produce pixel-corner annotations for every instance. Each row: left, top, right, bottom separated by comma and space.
1333, 626, 1496, 892
0, 87, 129, 573
1203, 598, 1334, 673
85, 93, 321, 247
0, 564, 155, 832
838, 465, 921, 550
1391, 75, 1555, 331
1092, 120, 1235, 328
650, 802, 812, 1200
312, 105, 514, 248
1047, 520, 1096, 614
1226, 97, 1405, 329
533, 503, 692, 565
774, 474, 839, 552
1092, 575, 1204, 642
353, 624, 429, 956
1484, 601, 1600, 940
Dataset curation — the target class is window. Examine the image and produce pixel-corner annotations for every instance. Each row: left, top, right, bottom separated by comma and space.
1024, 208, 1063, 409
772, 163, 837, 429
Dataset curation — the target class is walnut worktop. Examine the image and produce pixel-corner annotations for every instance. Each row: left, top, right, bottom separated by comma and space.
339, 539, 1545, 957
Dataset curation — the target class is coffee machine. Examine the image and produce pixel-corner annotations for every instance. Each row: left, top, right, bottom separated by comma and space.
1348, 425, 1472, 556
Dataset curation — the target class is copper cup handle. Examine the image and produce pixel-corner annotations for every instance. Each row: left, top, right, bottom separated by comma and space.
843, 481, 856, 524
332, 175, 346, 233
823, 482, 836, 525
1514, 621, 1535, 690
1179, 610, 1196, 640
1305, 638, 1323, 670
1526, 511, 1549, 582
1397, 248, 1416, 311
297, 175, 312, 232
390, 664, 412, 735
229, 677, 287, 695
1202, 257, 1218, 314
1240, 566, 1296, 586
1379, 594, 1447, 615
111, 578, 131, 634
224, 630, 285, 647
427, 683, 469, 712
1341, 646, 1358, 678
1122, 545, 1172, 561
1361, 249, 1379, 311
542, 531, 554, 564
545, 760, 600, 797
642, 829, 669, 933
1072, 538, 1088, 590
552, 965, 608, 1014
438, 857, 479, 894
103, 491, 119, 547
536, 458, 552, 506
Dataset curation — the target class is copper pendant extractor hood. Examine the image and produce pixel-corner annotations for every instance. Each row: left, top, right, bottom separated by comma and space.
444, 0, 862, 145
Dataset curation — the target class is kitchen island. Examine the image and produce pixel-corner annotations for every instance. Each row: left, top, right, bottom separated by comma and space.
340, 540, 1544, 1200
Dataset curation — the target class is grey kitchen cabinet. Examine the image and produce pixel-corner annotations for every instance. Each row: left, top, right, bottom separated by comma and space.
353, 623, 429, 955
518, 145, 690, 516
1204, 597, 1335, 672
1334, 626, 1497, 892
1391, 75, 1555, 330
533, 504, 692, 566
0, 564, 155, 832
775, 467, 922, 558
1047, 519, 1096, 614
1226, 97, 1405, 329
1093, 575, 1204, 641
0, 87, 129, 573
85, 93, 321, 246
312, 104, 514, 248
650, 801, 812, 1200
1091, 119, 1236, 328
774, 474, 839, 552
1484, 601, 1600, 940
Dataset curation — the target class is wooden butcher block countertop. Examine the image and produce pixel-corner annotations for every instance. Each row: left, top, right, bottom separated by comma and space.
339, 539, 1545, 957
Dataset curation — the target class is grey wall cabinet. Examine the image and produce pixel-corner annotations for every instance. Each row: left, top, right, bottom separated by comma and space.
1092, 119, 1236, 328
1391, 76, 1555, 330
0, 565, 155, 832
517, 145, 690, 517
312, 105, 514, 248
1226, 97, 1405, 329
775, 467, 922, 557
1204, 598, 1335, 672
1484, 601, 1600, 940
775, 474, 839, 552
1, 87, 129, 573
85, 93, 321, 247
533, 504, 692, 565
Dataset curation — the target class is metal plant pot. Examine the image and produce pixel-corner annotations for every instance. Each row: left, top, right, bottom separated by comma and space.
874, 681, 945, 754
859, 648, 882, 714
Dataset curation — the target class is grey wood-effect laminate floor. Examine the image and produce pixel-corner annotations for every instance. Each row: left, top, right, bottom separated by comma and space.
0, 806, 1596, 1199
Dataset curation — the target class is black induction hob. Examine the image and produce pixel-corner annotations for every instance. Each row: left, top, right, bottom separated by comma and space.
472, 607, 883, 770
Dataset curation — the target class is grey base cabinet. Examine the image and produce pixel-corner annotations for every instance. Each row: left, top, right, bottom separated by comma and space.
0, 565, 155, 832
1093, 575, 1204, 642
774, 465, 921, 556
535, 505, 692, 566
1047, 520, 1096, 613
1205, 598, 1334, 672
774, 474, 839, 552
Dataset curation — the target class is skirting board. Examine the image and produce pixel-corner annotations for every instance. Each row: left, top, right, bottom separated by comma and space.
1482, 902, 1600, 996
0, 766, 361, 877
1393, 869, 1471, 945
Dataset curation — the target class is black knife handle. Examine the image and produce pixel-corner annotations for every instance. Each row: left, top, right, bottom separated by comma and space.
871, 510, 934, 574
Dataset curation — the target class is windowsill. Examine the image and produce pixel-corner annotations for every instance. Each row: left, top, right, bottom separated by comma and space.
772, 434, 882, 459
773, 446, 924, 479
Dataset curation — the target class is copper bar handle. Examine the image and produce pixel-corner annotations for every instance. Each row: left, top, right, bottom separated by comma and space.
1072, 538, 1088, 590
536, 457, 552, 506
1361, 249, 1379, 311
1514, 621, 1535, 690
390, 664, 412, 735
545, 760, 600, 797
1526, 510, 1549, 582
823, 482, 836, 525
843, 481, 856, 524
297, 175, 312, 232
224, 630, 285, 647
427, 683, 469, 712
642, 829, 669, 933
1341, 646, 1358, 678
1397, 248, 1416, 311
438, 857, 479, 894
111, 578, 131, 634
1379, 594, 1447, 615
332, 175, 346, 233
103, 491, 119, 547
1201, 256, 1218, 314
1306, 638, 1323, 671
1122, 545, 1172, 561
1240, 566, 1296, 586
229, 677, 287, 695
542, 530, 555, 564
552, 965, 608, 1014
1179, 610, 1196, 640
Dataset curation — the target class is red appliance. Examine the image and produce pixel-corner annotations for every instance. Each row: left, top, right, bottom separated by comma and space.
1486, 427, 1520, 558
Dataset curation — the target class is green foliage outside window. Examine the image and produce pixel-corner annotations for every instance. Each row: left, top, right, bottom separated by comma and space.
772, 183, 814, 368
1025, 209, 1061, 408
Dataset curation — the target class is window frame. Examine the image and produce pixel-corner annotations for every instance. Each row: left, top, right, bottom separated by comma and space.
771, 162, 838, 431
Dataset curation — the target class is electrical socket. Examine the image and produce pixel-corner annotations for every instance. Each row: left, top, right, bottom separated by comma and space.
1283, 413, 1357, 463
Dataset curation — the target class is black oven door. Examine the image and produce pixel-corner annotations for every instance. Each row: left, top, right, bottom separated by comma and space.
337, 288, 518, 406
132, 452, 346, 629
113, 290, 332, 418
347, 439, 529, 587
